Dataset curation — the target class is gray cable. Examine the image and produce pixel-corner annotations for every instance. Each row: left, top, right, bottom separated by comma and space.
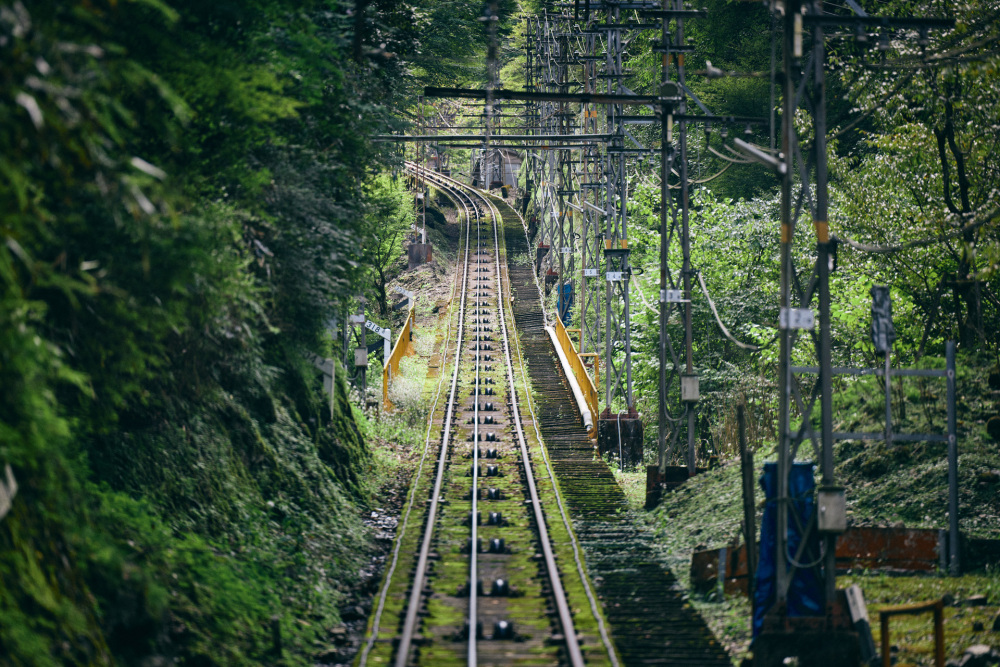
696, 271, 764, 351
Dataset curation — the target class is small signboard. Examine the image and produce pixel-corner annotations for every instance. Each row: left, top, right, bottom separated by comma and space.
662, 289, 685, 303
365, 320, 390, 338
606, 271, 624, 282
583, 268, 598, 278
779, 307, 815, 330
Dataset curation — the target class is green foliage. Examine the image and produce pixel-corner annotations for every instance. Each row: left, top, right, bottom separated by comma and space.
0, 0, 428, 663
362, 174, 416, 319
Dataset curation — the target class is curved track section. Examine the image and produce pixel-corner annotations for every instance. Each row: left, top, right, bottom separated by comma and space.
358, 166, 608, 667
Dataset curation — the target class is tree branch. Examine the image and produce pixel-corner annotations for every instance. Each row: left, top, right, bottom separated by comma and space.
839, 206, 998, 254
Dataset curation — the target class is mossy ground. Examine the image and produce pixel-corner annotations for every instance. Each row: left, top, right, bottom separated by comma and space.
617, 356, 1000, 664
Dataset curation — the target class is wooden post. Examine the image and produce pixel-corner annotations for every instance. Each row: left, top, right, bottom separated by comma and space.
880, 613, 890, 667
878, 599, 945, 667
738, 404, 757, 602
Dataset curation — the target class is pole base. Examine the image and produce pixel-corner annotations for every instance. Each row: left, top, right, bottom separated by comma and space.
753, 629, 861, 667
597, 408, 643, 467
407, 243, 432, 269
754, 598, 861, 667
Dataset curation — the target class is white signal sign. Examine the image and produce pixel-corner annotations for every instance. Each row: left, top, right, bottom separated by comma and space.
661, 289, 686, 303
583, 268, 598, 278
365, 320, 391, 339
779, 307, 815, 330
606, 271, 624, 282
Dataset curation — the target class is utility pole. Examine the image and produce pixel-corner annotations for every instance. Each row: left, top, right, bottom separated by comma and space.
744, 3, 953, 662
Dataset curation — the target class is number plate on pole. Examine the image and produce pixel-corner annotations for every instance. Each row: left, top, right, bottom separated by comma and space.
583, 268, 598, 278
661, 289, 685, 303
365, 320, 389, 338
606, 271, 624, 282
779, 307, 815, 330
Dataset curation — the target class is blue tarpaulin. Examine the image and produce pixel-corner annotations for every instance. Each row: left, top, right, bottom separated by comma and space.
752, 461, 823, 639
557, 283, 574, 326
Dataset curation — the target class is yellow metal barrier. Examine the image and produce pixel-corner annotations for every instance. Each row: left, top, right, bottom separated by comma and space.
552, 317, 599, 438
383, 307, 416, 411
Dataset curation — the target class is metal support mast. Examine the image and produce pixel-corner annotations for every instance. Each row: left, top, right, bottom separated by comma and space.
601, 4, 635, 418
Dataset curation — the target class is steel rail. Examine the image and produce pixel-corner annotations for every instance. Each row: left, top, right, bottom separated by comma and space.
392, 166, 474, 667
418, 167, 589, 667
468, 184, 482, 666
357, 177, 469, 666
485, 188, 622, 667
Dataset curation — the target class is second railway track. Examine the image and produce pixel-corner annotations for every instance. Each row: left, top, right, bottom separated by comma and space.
358, 166, 617, 667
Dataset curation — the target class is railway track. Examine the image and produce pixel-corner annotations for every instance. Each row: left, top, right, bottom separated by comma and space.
358, 166, 617, 667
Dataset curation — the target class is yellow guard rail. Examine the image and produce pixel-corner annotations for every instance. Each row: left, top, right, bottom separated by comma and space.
552, 317, 599, 438
383, 307, 416, 411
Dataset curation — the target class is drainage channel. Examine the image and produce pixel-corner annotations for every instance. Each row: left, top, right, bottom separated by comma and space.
491, 193, 733, 667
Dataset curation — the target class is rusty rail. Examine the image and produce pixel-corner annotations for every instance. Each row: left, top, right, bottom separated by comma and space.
382, 306, 416, 411
878, 599, 945, 667
552, 316, 599, 438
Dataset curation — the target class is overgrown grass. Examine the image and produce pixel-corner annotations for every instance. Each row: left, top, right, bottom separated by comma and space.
842, 568, 1000, 667
637, 356, 1000, 664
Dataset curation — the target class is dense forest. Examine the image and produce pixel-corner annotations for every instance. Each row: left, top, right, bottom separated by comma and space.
0, 0, 513, 663
1, 0, 997, 664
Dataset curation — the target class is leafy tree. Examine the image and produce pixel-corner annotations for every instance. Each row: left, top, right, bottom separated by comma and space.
363, 174, 415, 318
0, 0, 427, 662
830, 0, 1000, 352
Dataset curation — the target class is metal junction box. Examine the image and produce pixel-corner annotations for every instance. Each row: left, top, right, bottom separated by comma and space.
354, 348, 369, 368
681, 374, 700, 402
817, 486, 847, 533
